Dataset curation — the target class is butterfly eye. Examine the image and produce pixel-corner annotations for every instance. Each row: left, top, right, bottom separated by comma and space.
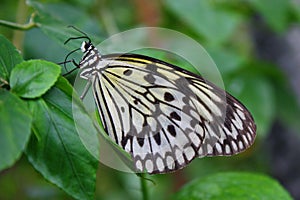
84, 42, 90, 49
80, 41, 90, 53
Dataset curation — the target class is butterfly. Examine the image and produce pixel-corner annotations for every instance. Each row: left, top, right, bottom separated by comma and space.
63, 26, 256, 174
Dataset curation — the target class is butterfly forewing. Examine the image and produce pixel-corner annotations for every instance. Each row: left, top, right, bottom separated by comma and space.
78, 46, 256, 174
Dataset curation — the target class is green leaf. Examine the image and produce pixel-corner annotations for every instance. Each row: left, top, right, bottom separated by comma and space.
174, 172, 292, 200
292, 1, 300, 22
26, 77, 98, 200
10, 60, 61, 98
73, 79, 134, 172
227, 74, 275, 137
0, 89, 32, 171
164, 0, 241, 44
273, 73, 300, 130
26, 0, 103, 50
250, 0, 289, 32
0, 34, 23, 81
207, 48, 246, 76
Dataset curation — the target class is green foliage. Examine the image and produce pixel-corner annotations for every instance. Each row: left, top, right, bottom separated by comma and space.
174, 172, 292, 200
0, 89, 32, 171
165, 0, 242, 45
10, 60, 60, 98
164, 0, 300, 136
0, 35, 99, 200
250, 0, 289, 32
26, 0, 104, 49
0, 0, 299, 199
26, 77, 98, 200
227, 73, 276, 136
0, 35, 23, 81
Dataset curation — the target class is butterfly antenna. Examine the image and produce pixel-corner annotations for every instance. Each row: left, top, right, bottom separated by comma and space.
64, 25, 91, 44
57, 47, 81, 75
64, 47, 81, 64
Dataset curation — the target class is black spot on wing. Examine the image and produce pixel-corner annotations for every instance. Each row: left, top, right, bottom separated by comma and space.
167, 125, 176, 137
190, 119, 198, 128
145, 63, 157, 71
164, 92, 174, 102
153, 132, 161, 145
121, 134, 133, 149
121, 106, 125, 112
123, 69, 133, 76
170, 111, 181, 121
137, 137, 144, 147
144, 74, 155, 84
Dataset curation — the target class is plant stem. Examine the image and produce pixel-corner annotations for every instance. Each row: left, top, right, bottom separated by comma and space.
95, 0, 119, 36
0, 13, 39, 31
0, 78, 9, 88
140, 173, 149, 200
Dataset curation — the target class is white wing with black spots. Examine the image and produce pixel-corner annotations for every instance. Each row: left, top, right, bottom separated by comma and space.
78, 43, 256, 174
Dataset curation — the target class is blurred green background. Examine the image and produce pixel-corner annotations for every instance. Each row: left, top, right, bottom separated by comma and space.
1, 0, 300, 199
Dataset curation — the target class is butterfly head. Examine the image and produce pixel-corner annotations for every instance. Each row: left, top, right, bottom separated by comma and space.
81, 41, 94, 53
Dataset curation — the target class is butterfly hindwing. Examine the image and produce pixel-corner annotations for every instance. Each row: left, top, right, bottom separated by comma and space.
87, 53, 256, 174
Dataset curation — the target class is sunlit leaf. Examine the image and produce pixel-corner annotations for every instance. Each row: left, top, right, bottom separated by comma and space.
10, 60, 61, 98
174, 172, 292, 200
165, 0, 241, 45
250, 0, 289, 32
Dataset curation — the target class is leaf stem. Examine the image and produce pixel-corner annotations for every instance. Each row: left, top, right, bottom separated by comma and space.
0, 78, 9, 88
0, 13, 39, 30
140, 173, 149, 200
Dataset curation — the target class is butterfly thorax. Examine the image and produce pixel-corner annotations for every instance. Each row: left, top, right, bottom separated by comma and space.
79, 41, 103, 80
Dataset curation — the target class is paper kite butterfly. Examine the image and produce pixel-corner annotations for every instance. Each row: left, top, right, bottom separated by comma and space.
63, 26, 256, 174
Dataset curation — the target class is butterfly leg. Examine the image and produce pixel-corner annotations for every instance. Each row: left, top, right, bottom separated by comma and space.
57, 59, 80, 76
80, 80, 92, 100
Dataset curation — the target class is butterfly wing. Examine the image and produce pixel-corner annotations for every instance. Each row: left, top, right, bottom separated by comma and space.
92, 53, 256, 174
